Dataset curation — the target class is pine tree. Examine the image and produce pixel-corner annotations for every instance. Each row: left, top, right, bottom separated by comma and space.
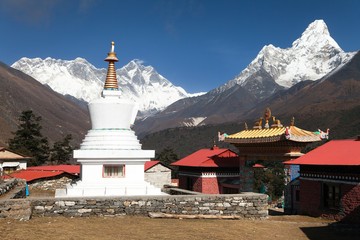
8, 110, 49, 166
50, 134, 74, 164
156, 147, 178, 178
155, 147, 179, 166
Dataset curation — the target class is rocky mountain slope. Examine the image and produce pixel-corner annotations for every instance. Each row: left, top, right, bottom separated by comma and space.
141, 51, 360, 158
217, 20, 354, 96
0, 62, 90, 146
135, 20, 357, 135
243, 51, 360, 136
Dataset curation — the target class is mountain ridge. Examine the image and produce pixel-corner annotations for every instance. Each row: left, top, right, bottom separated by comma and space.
135, 19, 357, 135
11, 57, 200, 117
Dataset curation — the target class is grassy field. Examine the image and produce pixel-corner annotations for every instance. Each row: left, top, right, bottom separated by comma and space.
0, 214, 358, 240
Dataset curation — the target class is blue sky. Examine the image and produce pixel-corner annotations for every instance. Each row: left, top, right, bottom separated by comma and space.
0, 0, 359, 93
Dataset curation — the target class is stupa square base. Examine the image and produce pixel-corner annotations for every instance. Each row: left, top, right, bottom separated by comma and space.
55, 181, 166, 197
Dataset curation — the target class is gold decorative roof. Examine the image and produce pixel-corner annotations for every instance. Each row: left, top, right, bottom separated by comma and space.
224, 108, 325, 144
104, 41, 119, 90
225, 126, 322, 144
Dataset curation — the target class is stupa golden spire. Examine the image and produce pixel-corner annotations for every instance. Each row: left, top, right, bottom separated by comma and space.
104, 41, 119, 90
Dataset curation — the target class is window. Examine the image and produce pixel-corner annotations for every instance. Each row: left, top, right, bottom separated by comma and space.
103, 165, 124, 178
323, 183, 340, 209
3, 167, 17, 174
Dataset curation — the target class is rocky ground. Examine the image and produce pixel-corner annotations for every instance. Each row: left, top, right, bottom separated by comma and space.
0, 214, 359, 240
1, 187, 359, 240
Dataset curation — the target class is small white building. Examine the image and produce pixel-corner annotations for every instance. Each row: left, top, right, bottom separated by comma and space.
144, 161, 172, 188
0, 147, 29, 174
56, 42, 164, 197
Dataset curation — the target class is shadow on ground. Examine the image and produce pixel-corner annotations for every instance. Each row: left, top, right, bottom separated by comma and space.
269, 208, 360, 239
268, 208, 285, 216
301, 223, 360, 240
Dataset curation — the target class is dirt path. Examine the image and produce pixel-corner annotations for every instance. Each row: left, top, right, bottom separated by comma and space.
0, 215, 357, 240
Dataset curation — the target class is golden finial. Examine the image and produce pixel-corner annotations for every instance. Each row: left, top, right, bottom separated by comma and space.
271, 116, 282, 128
244, 122, 248, 130
253, 117, 263, 129
104, 41, 119, 90
264, 108, 271, 129
264, 108, 271, 120
291, 117, 295, 126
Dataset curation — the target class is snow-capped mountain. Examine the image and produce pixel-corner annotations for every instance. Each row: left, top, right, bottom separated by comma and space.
11, 58, 196, 116
216, 20, 356, 99
135, 19, 358, 135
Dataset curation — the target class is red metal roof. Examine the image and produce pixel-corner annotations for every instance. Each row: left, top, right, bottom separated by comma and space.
27, 165, 80, 174
284, 139, 360, 166
6, 170, 69, 182
171, 147, 239, 167
4, 165, 80, 182
144, 160, 160, 171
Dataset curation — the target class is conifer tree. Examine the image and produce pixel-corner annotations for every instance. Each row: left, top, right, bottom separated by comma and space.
156, 147, 178, 178
8, 110, 49, 166
155, 147, 179, 166
50, 134, 74, 164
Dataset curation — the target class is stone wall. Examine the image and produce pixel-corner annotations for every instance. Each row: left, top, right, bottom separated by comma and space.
0, 193, 268, 219
339, 184, 360, 223
0, 179, 20, 196
29, 175, 77, 191
239, 160, 254, 192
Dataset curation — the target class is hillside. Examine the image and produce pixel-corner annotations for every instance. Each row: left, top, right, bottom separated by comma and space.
0, 62, 90, 146
141, 52, 360, 157
136, 20, 356, 135
141, 122, 242, 159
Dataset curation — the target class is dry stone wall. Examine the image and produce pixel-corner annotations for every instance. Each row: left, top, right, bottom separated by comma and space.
0, 179, 19, 196
0, 179, 26, 198
30, 193, 268, 218
29, 175, 76, 191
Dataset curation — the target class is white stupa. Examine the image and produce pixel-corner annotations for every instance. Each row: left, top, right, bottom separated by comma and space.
56, 42, 164, 197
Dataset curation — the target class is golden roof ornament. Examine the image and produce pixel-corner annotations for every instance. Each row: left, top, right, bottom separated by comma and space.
264, 107, 271, 129
271, 116, 283, 128
104, 41, 119, 90
291, 116, 295, 126
253, 117, 263, 129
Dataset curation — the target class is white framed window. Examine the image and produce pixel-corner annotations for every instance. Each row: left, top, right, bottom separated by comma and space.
103, 165, 125, 178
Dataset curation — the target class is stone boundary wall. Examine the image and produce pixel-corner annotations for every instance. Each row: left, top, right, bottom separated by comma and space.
32, 193, 268, 218
0, 193, 268, 219
0, 179, 20, 196
29, 175, 76, 191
